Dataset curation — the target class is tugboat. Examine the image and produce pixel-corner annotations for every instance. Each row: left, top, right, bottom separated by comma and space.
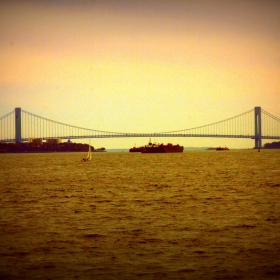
141, 140, 184, 153
216, 146, 229, 151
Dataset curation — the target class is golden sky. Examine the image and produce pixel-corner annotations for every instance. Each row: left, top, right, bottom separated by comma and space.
0, 0, 279, 148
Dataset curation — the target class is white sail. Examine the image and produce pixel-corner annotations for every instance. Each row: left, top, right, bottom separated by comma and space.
87, 141, 92, 160
81, 139, 92, 161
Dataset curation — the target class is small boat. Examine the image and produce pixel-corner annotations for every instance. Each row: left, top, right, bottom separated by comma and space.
93, 147, 106, 152
216, 146, 229, 151
81, 140, 92, 161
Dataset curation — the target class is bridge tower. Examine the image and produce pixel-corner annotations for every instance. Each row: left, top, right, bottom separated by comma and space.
15, 107, 22, 143
254, 106, 262, 149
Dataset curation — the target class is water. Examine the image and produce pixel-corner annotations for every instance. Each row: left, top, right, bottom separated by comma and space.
1, 150, 280, 279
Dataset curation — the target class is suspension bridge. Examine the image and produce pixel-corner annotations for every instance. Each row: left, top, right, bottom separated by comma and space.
1, 107, 280, 148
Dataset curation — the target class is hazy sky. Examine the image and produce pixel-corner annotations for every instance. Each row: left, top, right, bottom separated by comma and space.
1, 0, 279, 148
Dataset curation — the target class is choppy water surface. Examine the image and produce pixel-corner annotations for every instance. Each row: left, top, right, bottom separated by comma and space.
1, 150, 280, 279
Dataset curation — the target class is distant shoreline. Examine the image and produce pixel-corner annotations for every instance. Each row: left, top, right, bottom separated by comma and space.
2, 147, 279, 154
0, 142, 105, 153
1, 141, 279, 153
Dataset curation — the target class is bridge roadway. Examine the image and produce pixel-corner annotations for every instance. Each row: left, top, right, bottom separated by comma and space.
13, 133, 280, 142
1, 107, 280, 148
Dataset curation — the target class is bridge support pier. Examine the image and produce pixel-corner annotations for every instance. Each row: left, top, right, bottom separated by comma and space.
254, 106, 262, 149
15, 107, 22, 143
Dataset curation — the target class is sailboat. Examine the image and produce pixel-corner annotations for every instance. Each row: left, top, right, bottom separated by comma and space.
81, 140, 92, 162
